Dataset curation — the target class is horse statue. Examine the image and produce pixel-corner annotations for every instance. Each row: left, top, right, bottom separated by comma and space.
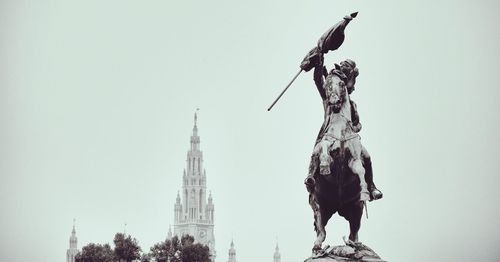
305, 66, 370, 255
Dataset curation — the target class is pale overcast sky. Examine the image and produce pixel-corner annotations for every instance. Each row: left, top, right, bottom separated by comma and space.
1, 1, 500, 261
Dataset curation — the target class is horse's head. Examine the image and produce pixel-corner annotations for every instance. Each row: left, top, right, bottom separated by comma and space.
324, 69, 348, 113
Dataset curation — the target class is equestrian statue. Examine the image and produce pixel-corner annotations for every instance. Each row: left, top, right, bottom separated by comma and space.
268, 12, 385, 261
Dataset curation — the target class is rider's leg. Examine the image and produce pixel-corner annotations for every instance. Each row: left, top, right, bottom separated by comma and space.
361, 146, 383, 201
349, 158, 370, 202
349, 141, 369, 202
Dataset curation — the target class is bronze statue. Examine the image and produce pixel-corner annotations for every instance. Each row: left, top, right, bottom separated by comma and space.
299, 13, 384, 259
268, 12, 384, 260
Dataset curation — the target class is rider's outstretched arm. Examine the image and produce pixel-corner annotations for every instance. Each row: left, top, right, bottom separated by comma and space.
313, 56, 327, 100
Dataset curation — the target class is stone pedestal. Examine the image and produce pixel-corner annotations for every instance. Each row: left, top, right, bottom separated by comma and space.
304, 243, 385, 262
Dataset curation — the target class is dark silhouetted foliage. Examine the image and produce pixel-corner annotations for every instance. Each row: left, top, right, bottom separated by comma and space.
113, 233, 141, 262
75, 243, 115, 262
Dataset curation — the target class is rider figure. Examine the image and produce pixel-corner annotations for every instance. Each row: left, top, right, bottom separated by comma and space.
306, 55, 383, 201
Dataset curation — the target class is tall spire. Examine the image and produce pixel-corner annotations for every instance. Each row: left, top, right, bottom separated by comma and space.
174, 110, 215, 261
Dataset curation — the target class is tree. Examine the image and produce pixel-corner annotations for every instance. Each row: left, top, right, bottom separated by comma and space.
149, 236, 179, 262
113, 233, 141, 262
148, 234, 210, 262
149, 240, 170, 262
181, 243, 210, 262
75, 243, 115, 262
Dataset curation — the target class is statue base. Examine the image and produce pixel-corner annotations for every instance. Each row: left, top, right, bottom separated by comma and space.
304, 242, 385, 262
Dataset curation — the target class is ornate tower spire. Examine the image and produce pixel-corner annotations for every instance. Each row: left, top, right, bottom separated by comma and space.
66, 219, 79, 262
173, 111, 215, 261
227, 239, 237, 262
273, 241, 281, 262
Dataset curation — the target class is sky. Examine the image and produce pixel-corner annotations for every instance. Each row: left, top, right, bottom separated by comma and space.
1, 0, 500, 261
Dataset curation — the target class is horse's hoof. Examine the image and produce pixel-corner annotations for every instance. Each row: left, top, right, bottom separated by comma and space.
312, 245, 324, 257
312, 244, 322, 252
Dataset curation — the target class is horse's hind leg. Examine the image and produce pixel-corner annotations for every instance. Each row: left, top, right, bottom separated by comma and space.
340, 202, 363, 243
348, 202, 363, 243
309, 194, 325, 252
309, 194, 335, 253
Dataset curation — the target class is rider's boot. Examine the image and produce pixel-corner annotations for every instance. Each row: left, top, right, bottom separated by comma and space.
363, 156, 383, 201
305, 174, 316, 193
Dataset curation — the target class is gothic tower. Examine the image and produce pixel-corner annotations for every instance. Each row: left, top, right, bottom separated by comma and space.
227, 239, 237, 262
173, 112, 216, 260
273, 242, 281, 262
66, 220, 78, 262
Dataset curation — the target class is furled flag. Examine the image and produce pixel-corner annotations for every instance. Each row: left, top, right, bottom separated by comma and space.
300, 12, 358, 72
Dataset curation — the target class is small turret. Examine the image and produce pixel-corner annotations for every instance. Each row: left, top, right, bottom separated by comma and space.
66, 219, 79, 262
274, 241, 281, 262
227, 239, 237, 262
168, 225, 173, 239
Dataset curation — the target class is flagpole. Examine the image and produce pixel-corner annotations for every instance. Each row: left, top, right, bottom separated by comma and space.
267, 69, 303, 111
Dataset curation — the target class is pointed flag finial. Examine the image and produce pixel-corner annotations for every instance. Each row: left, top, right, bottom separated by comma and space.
194, 108, 200, 127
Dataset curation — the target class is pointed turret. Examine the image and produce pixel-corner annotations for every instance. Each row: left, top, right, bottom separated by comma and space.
175, 191, 182, 223
273, 241, 281, 262
168, 225, 173, 239
206, 191, 214, 223
66, 220, 79, 262
69, 223, 77, 249
227, 239, 237, 262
